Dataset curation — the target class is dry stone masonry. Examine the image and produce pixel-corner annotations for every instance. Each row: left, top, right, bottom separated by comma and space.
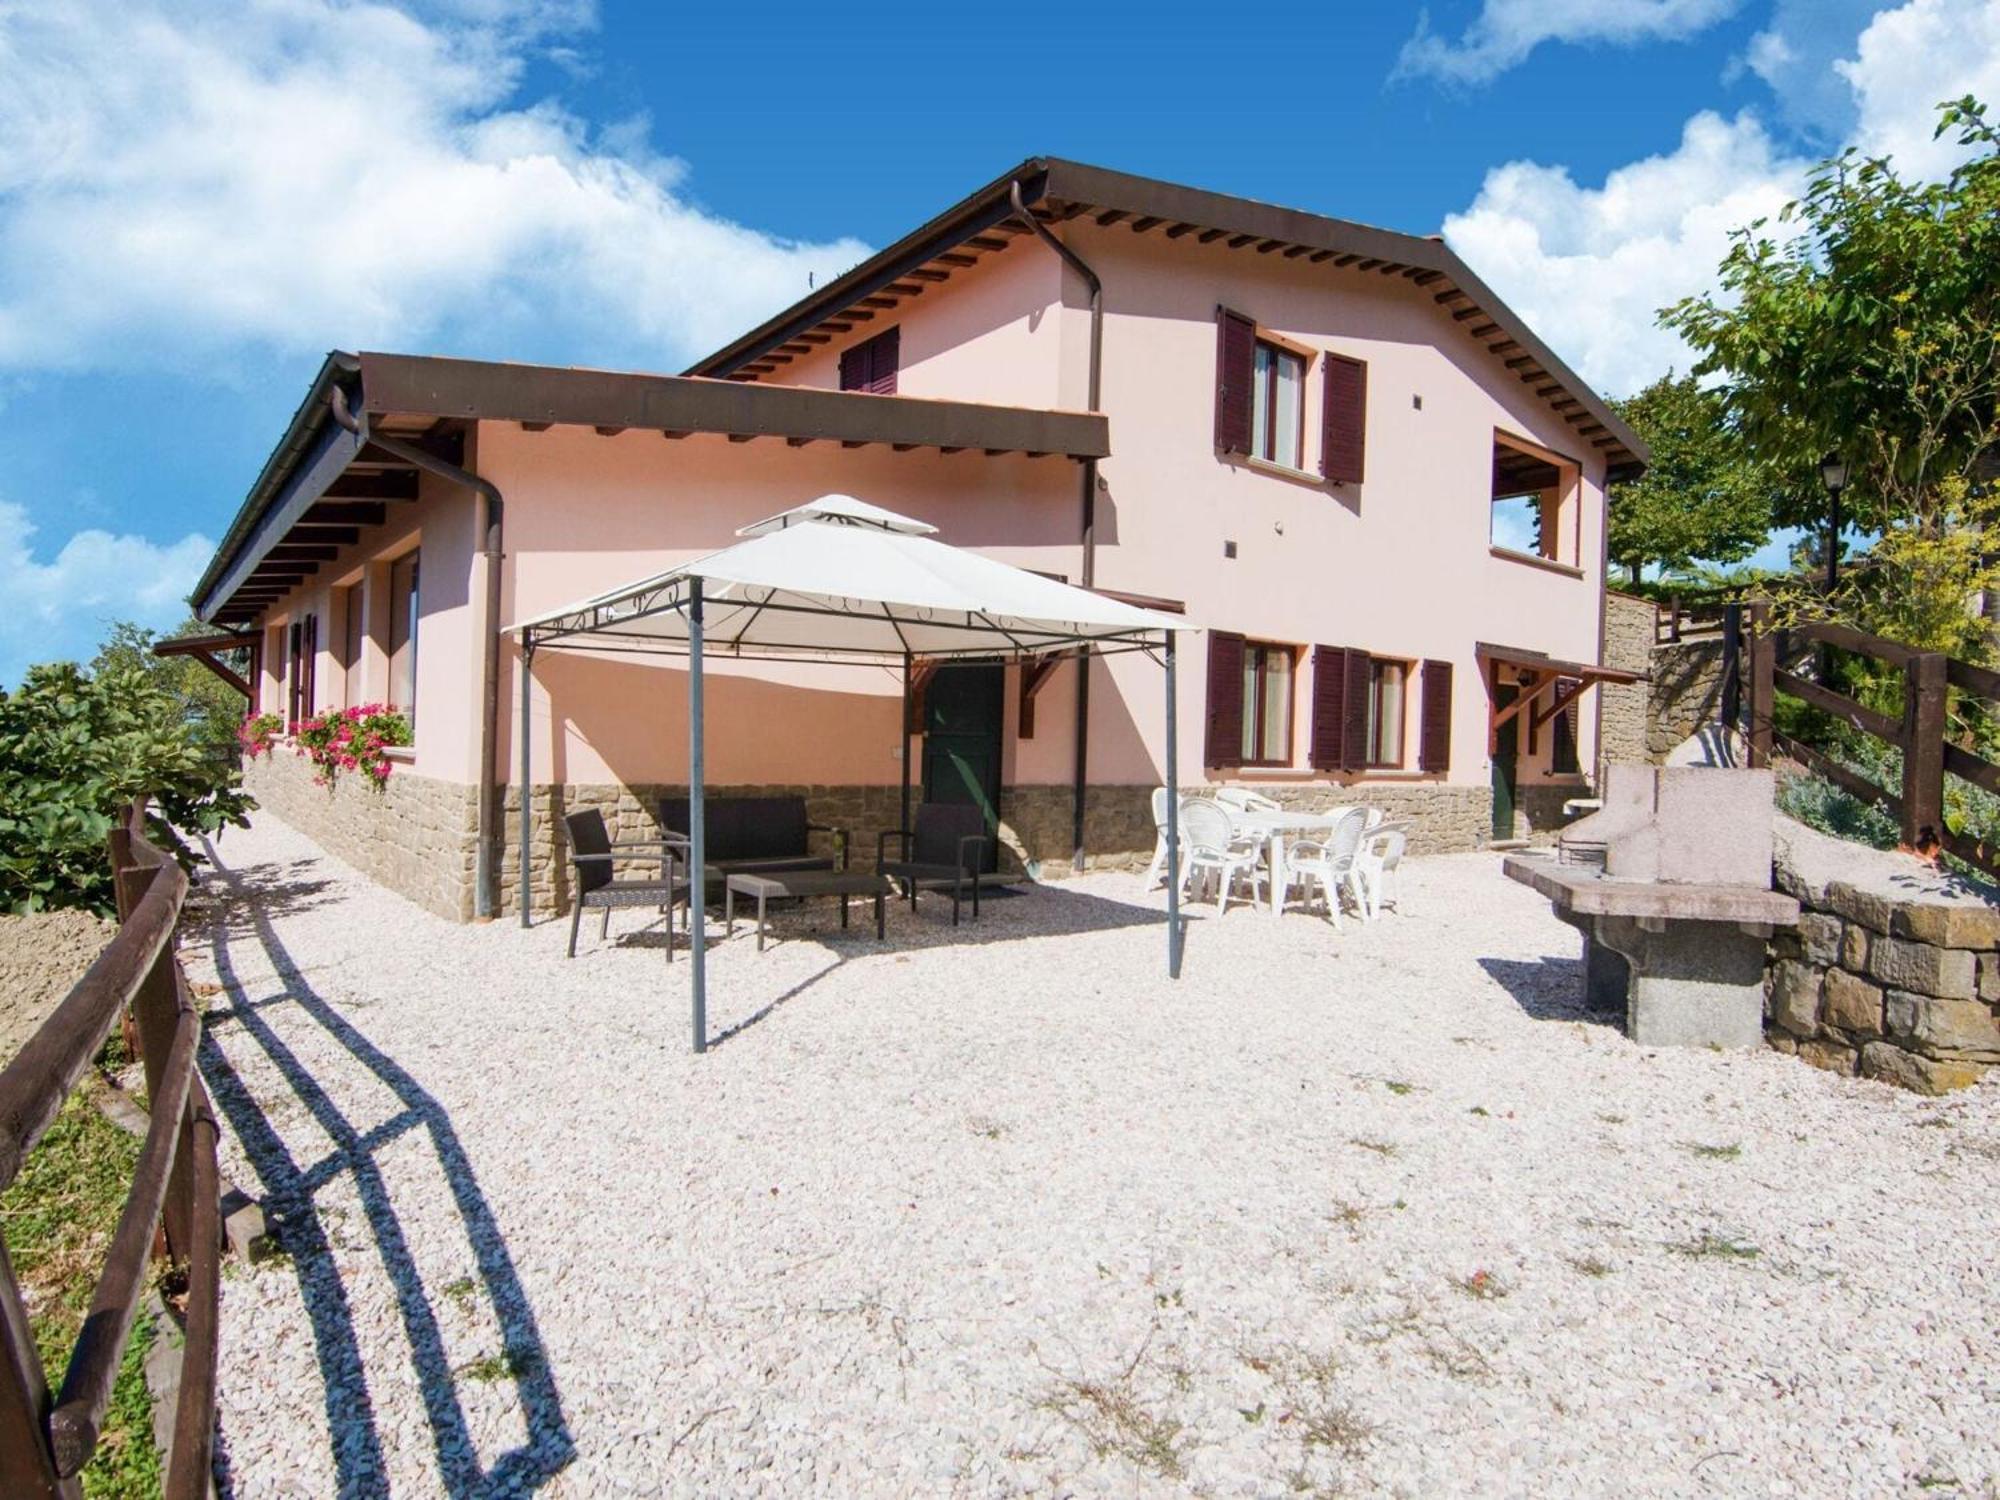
1766, 817, 2000, 1094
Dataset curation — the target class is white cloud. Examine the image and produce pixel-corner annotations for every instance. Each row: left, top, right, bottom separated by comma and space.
1442, 111, 1804, 397
1841, 0, 2000, 176
0, 0, 871, 375
1396, 0, 1741, 85
1439, 0, 2000, 400
0, 501, 211, 686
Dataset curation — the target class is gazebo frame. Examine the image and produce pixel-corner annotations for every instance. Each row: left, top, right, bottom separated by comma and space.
515, 570, 1184, 1053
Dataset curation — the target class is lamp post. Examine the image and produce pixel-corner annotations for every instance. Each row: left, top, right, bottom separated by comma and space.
1819, 451, 1849, 595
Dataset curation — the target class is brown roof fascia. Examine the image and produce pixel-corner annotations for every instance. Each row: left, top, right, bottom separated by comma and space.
355, 353, 1108, 459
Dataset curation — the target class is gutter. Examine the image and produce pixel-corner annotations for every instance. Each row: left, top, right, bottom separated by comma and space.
1009, 180, 1104, 873
329, 386, 506, 922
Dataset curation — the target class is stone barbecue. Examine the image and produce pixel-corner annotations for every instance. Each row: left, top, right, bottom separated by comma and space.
1504, 766, 1799, 1048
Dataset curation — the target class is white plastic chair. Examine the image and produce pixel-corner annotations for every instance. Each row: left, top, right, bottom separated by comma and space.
1178, 798, 1265, 914
1356, 825, 1409, 919
1143, 787, 1175, 889
1213, 786, 1282, 814
1280, 806, 1370, 927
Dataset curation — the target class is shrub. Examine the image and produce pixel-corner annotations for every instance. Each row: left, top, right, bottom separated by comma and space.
0, 661, 256, 914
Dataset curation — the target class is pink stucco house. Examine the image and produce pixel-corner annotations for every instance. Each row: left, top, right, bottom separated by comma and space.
192, 158, 1646, 921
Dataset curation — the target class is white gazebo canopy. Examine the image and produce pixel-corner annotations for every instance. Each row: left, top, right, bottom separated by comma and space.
510, 493, 1183, 661
506, 495, 1191, 1052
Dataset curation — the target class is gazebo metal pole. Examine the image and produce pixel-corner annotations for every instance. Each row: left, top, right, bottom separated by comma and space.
900, 650, 913, 834
1164, 631, 1182, 978
518, 642, 534, 929
689, 580, 708, 1053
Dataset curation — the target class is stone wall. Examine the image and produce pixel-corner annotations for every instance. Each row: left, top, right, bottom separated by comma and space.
252, 749, 1501, 921
1765, 818, 2000, 1093
1599, 592, 1653, 777
1649, 637, 1727, 760
244, 752, 478, 921
1247, 783, 1493, 855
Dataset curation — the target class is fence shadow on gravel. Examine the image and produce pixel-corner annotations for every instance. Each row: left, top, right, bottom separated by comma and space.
196, 842, 574, 1498
1477, 955, 1618, 1028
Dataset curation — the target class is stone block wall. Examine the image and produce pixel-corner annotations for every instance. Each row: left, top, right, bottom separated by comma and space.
1764, 818, 2000, 1093
243, 752, 478, 921
1599, 593, 1653, 777
1649, 637, 1727, 759
1248, 783, 1493, 855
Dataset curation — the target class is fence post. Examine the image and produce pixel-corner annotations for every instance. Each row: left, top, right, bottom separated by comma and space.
1902, 651, 1948, 857
1720, 601, 1743, 734
1746, 600, 1773, 767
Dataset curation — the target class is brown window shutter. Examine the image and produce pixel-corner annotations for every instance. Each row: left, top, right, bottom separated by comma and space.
839, 342, 866, 391
870, 326, 899, 395
1321, 353, 1368, 484
1205, 631, 1246, 766
1340, 647, 1372, 771
303, 613, 318, 716
1214, 308, 1255, 454
1419, 658, 1453, 774
1309, 645, 1347, 770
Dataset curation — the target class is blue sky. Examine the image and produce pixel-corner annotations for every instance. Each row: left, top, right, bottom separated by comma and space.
1, 0, 1994, 684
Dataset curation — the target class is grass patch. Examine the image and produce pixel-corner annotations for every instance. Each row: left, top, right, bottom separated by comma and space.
1381, 1080, 1415, 1096
1684, 1142, 1742, 1161
1565, 1255, 1614, 1278
1349, 1138, 1398, 1157
1673, 1232, 1761, 1262
1467, 1105, 1489, 1117
457, 1346, 541, 1384
0, 1083, 162, 1499
441, 1276, 476, 1309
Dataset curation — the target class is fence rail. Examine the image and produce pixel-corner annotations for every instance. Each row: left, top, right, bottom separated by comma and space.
1736, 602, 2000, 879
0, 801, 220, 1499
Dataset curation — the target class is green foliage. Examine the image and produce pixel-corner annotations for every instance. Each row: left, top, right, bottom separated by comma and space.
1607, 373, 1772, 582
1663, 96, 2000, 541
0, 659, 255, 914
89, 619, 248, 751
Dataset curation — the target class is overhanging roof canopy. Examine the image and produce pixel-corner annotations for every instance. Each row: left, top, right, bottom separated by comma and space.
512, 494, 1183, 661
191, 351, 1109, 627
1477, 641, 1644, 686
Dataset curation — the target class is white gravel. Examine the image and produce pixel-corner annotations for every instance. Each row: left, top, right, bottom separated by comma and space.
186, 811, 2000, 1498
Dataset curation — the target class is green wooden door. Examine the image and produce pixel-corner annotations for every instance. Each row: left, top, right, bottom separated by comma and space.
922, 662, 1004, 872
1491, 683, 1518, 840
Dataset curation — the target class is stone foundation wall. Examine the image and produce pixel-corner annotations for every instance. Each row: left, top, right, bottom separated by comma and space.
251, 751, 1504, 921
243, 752, 478, 921
1244, 783, 1493, 856
1765, 819, 2000, 1093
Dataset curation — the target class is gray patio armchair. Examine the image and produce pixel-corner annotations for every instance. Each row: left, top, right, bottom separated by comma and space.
876, 802, 988, 926
563, 808, 690, 962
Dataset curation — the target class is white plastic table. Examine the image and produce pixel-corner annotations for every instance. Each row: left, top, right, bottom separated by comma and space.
1222, 808, 1346, 915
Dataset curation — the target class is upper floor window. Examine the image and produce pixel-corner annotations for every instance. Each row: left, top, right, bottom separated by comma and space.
1216, 307, 1367, 483
1251, 341, 1305, 469
839, 326, 899, 395
1490, 431, 1581, 567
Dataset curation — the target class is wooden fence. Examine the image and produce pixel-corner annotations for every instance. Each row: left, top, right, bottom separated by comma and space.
0, 802, 220, 1498
1738, 602, 2000, 879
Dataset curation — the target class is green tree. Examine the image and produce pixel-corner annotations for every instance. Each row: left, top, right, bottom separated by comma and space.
89, 618, 249, 749
1607, 373, 1772, 585
1663, 95, 2000, 544
0, 660, 255, 914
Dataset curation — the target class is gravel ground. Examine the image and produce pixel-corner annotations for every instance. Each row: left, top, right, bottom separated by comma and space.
0, 907, 117, 1063
186, 812, 2000, 1499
